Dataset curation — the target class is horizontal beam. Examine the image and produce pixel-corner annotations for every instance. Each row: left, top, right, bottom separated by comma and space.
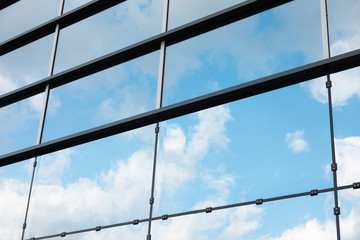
0, 0, 127, 56
0, 0, 19, 10
0, 0, 293, 108
1, 48, 360, 166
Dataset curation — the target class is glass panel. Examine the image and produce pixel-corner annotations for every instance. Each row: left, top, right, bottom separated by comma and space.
63, 0, 92, 13
25, 127, 155, 238
0, 93, 43, 155
328, 0, 360, 56
154, 80, 332, 216
0, 160, 34, 239
54, 0, 162, 73
163, 0, 323, 106
152, 194, 336, 239
168, 0, 246, 30
339, 188, 360, 240
43, 51, 158, 141
0, 34, 53, 88
0, 0, 59, 42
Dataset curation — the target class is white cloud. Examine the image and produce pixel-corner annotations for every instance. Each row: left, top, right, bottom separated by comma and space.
286, 130, 309, 153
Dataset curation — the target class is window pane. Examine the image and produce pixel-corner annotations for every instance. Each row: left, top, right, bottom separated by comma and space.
168, 0, 246, 30
328, 0, 360, 56
0, 35, 53, 88
43, 51, 159, 141
63, 0, 92, 13
0, 93, 43, 155
154, 80, 333, 217
0, 0, 58, 42
54, 0, 162, 73
163, 0, 323, 106
24, 127, 155, 238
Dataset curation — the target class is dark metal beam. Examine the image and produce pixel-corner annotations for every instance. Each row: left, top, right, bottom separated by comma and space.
0, 0, 127, 56
0, 0, 19, 11
1, 49, 360, 167
0, 0, 293, 108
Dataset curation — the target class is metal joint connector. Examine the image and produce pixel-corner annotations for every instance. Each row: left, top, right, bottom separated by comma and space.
256, 198, 263, 205
147, 234, 151, 240
61, 232, 66, 237
22, 223, 27, 229
353, 182, 360, 189
326, 81, 332, 88
149, 197, 154, 204
205, 207, 212, 213
334, 207, 340, 216
33, 161, 37, 167
95, 226, 101, 232
162, 214, 168, 220
155, 126, 160, 133
331, 163, 337, 171
310, 189, 318, 196
133, 219, 140, 225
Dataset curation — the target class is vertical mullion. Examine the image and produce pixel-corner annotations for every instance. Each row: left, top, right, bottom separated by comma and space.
320, 0, 341, 239
20, 1, 65, 239
147, 0, 169, 239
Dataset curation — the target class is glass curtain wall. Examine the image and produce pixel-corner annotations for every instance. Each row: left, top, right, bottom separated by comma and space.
0, 0, 359, 239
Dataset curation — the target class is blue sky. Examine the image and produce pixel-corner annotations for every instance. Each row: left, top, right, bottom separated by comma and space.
0, 0, 360, 239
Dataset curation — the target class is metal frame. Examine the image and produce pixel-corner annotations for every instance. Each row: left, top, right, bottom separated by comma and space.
0, 0, 292, 108
1, 48, 360, 167
0, 0, 359, 239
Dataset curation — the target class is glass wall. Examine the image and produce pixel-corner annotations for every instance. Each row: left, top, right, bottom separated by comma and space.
0, 0, 359, 239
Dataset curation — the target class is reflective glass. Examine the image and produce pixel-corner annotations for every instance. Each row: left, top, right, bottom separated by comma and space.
328, 0, 360, 56
168, 0, 245, 30
154, 80, 333, 216
0, 0, 59, 42
163, 0, 323, 106
43, 51, 159, 141
63, 0, 92, 13
25, 127, 155, 238
54, 0, 162, 73
0, 93, 43, 155
0, 34, 54, 88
